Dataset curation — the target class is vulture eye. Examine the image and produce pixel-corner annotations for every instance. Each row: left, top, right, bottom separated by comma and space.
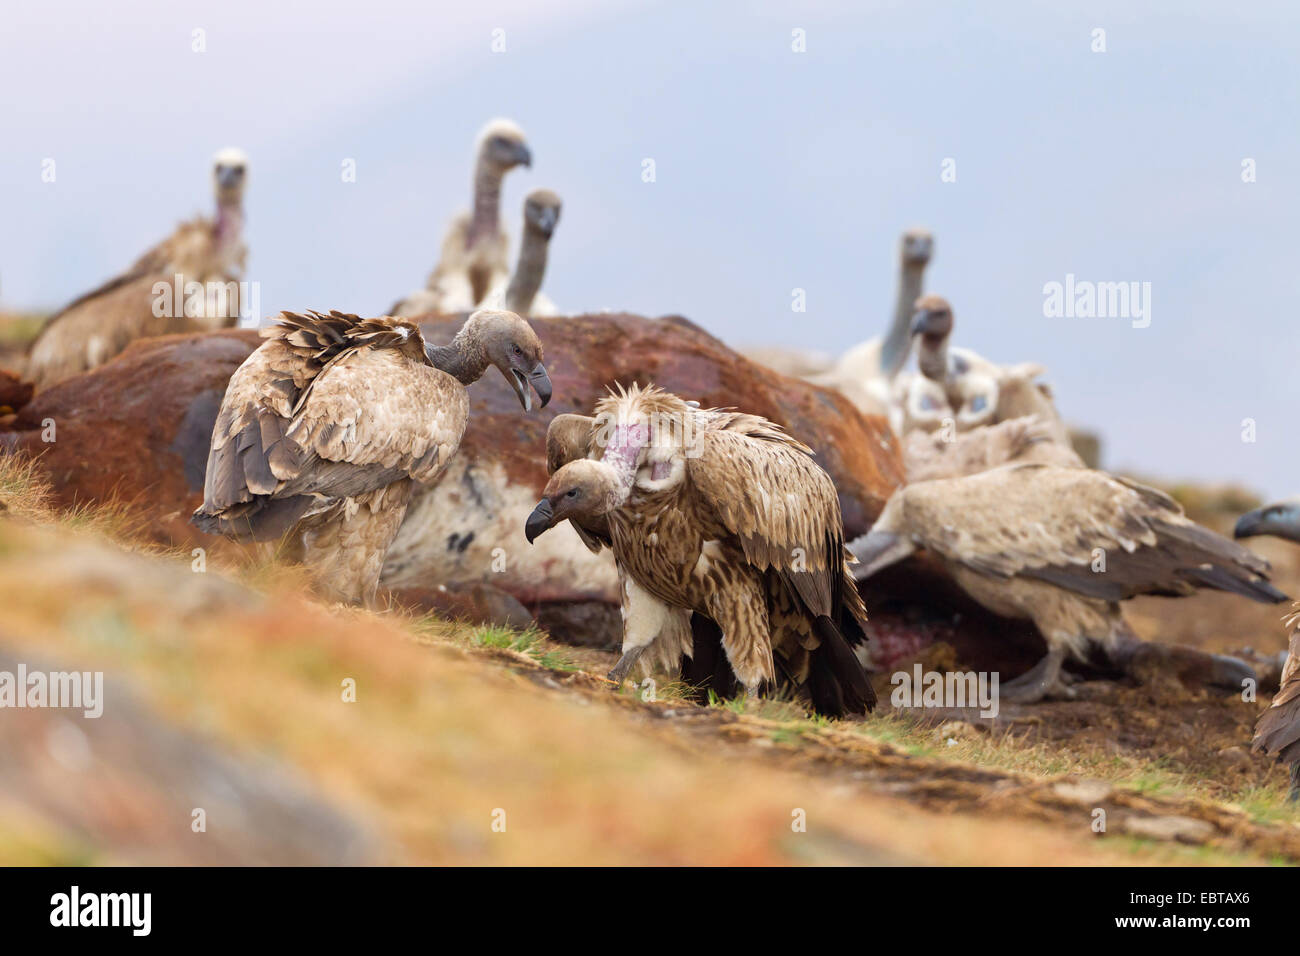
566, 489, 579, 499
512, 345, 523, 356
969, 395, 988, 413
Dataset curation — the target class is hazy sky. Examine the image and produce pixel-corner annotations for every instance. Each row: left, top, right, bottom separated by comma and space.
3, 1, 1298, 496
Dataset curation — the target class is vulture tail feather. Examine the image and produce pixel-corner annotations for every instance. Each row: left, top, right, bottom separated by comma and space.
809, 615, 876, 716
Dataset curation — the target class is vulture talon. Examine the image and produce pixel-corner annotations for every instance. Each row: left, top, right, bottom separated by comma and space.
607, 645, 647, 686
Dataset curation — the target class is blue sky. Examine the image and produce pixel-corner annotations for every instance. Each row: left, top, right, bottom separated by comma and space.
2, 0, 1298, 495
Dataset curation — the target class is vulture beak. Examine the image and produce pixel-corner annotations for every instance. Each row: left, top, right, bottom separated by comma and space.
509, 362, 552, 412
1234, 503, 1300, 543
848, 529, 916, 581
515, 143, 533, 168
536, 207, 559, 237
216, 166, 243, 189
910, 308, 945, 337
524, 498, 556, 543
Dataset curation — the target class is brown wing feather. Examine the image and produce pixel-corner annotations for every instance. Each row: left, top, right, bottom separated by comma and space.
899, 463, 1285, 604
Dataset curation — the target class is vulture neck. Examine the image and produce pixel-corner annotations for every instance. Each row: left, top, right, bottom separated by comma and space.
879, 259, 927, 378
504, 226, 549, 314
425, 327, 488, 385
466, 157, 504, 250
214, 200, 244, 256
916, 333, 949, 385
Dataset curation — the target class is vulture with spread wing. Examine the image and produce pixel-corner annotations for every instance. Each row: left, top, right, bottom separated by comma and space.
392, 119, 533, 317
525, 385, 875, 717
28, 147, 249, 388
193, 309, 550, 605
851, 463, 1286, 702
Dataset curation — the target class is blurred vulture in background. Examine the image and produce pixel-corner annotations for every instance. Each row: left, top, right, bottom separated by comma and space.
480, 188, 562, 316
192, 309, 550, 606
1234, 501, 1300, 800
894, 295, 1070, 445
526, 385, 875, 717
851, 463, 1286, 702
805, 228, 934, 414
902, 415, 1084, 483
27, 147, 248, 388
392, 119, 533, 317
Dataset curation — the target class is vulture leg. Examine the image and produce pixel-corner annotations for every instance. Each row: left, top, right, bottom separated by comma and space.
999, 647, 1074, 704
607, 645, 647, 686
705, 577, 776, 695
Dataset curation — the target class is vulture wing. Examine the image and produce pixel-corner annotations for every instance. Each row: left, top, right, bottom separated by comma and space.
195, 312, 465, 540
687, 427, 859, 623
901, 463, 1286, 604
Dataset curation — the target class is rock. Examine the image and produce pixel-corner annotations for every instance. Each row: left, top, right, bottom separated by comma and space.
1216, 745, 1253, 770
0, 647, 378, 864
0, 314, 904, 645
1121, 814, 1215, 844
1052, 778, 1113, 805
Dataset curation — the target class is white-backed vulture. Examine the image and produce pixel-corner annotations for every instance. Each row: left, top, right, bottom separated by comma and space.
803, 228, 933, 414
480, 188, 562, 316
392, 119, 533, 317
27, 147, 248, 388
1234, 504, 1300, 800
850, 463, 1286, 702
192, 308, 551, 606
524, 385, 876, 716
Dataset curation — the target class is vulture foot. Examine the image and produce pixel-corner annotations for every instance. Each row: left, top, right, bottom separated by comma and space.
999, 649, 1074, 704
607, 645, 647, 686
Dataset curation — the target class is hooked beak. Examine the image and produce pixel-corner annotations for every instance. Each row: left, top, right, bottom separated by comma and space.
216, 166, 243, 190
1234, 503, 1300, 543
910, 308, 946, 337
508, 361, 551, 412
536, 207, 559, 237
515, 143, 533, 168
524, 498, 555, 543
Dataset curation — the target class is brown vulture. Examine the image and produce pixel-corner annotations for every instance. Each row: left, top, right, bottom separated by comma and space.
192, 308, 550, 606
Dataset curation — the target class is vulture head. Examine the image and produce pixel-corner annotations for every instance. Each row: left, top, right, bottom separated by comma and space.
909, 294, 954, 346
1235, 500, 1300, 544
546, 413, 594, 474
460, 309, 551, 411
477, 118, 532, 173
523, 188, 562, 239
212, 146, 249, 208
525, 459, 624, 543
901, 227, 934, 268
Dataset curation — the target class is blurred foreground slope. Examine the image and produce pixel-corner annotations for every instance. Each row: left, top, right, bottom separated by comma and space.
0, 458, 1295, 865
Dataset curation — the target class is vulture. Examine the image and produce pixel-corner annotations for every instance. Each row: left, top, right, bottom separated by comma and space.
192, 308, 551, 606
27, 147, 248, 388
1234, 503, 1300, 800
392, 119, 533, 317
805, 228, 934, 414
850, 463, 1287, 702
481, 188, 562, 316
524, 385, 876, 716
895, 295, 1070, 445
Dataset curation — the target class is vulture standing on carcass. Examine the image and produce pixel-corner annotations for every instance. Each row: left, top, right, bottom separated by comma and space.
479, 188, 562, 316
392, 119, 533, 317
851, 463, 1287, 702
192, 308, 551, 606
805, 228, 934, 414
1234, 502, 1300, 800
524, 385, 876, 717
27, 147, 249, 388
